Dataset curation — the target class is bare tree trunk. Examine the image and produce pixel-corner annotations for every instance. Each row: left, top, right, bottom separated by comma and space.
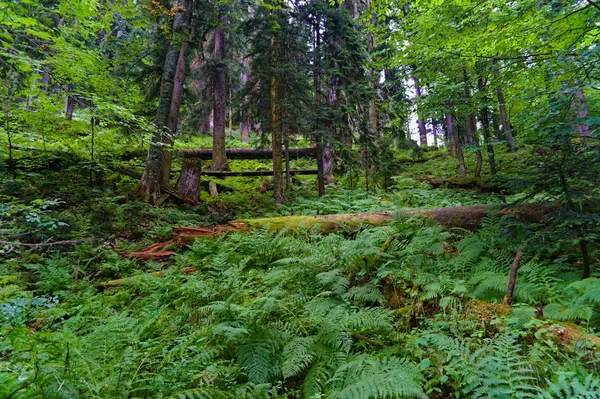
492, 110, 502, 142
503, 251, 523, 306
65, 95, 74, 120
271, 35, 283, 205
455, 120, 467, 177
413, 76, 427, 146
139, 0, 188, 203
446, 113, 456, 156
493, 59, 516, 150
313, 18, 326, 197
161, 0, 193, 186
478, 74, 496, 176
177, 158, 202, 201
572, 85, 590, 139
201, 109, 213, 135
366, 0, 377, 134
210, 11, 229, 171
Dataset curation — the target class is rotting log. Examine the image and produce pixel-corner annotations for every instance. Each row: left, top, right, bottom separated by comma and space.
182, 147, 317, 160
125, 202, 556, 260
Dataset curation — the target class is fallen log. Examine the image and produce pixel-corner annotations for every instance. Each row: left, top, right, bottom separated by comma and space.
182, 147, 317, 160
125, 202, 554, 260
200, 169, 318, 177
415, 175, 500, 193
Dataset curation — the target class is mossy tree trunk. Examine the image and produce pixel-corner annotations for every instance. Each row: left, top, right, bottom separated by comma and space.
139, 0, 189, 203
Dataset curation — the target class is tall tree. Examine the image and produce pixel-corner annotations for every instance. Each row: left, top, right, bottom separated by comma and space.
209, 7, 229, 171
139, 0, 191, 202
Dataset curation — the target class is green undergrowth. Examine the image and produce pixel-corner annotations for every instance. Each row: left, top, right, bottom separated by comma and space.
1, 213, 599, 398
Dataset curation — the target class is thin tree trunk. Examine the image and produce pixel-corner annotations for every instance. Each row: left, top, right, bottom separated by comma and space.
201, 109, 213, 134
271, 34, 283, 205
493, 59, 516, 150
413, 76, 427, 146
446, 113, 456, 157
455, 120, 467, 177
492, 110, 502, 142
210, 10, 229, 171
503, 250, 523, 306
572, 84, 590, 139
139, 0, 188, 203
65, 95, 74, 120
478, 75, 496, 176
366, 0, 377, 134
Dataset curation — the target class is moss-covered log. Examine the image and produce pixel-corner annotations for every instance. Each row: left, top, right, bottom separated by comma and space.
126, 202, 554, 259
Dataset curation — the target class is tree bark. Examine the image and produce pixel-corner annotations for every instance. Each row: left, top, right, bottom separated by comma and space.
446, 113, 456, 156
65, 95, 74, 120
477, 75, 496, 176
161, 0, 193, 186
572, 85, 590, 139
240, 54, 251, 142
413, 76, 427, 146
177, 157, 202, 201
139, 0, 188, 203
210, 10, 229, 171
455, 121, 467, 177
493, 60, 516, 150
503, 250, 523, 306
271, 33, 283, 205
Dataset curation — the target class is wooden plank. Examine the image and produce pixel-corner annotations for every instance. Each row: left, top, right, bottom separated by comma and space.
182, 147, 317, 160
200, 169, 318, 177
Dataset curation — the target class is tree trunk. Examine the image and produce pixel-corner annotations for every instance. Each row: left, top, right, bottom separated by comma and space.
492, 110, 502, 142
177, 158, 202, 202
466, 114, 482, 177
477, 75, 496, 176
493, 59, 516, 150
413, 76, 427, 146
139, 0, 188, 203
127, 202, 558, 261
271, 35, 284, 205
366, 0, 377, 134
455, 120, 467, 177
201, 109, 213, 135
572, 85, 590, 139
161, 0, 193, 186
446, 113, 456, 156
240, 45, 251, 142
210, 11, 229, 171
65, 95, 74, 120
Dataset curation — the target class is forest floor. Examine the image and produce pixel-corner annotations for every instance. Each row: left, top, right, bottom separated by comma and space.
1, 142, 599, 398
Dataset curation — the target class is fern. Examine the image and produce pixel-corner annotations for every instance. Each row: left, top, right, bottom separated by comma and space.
537, 374, 600, 399
466, 334, 539, 399
236, 338, 277, 384
324, 355, 426, 399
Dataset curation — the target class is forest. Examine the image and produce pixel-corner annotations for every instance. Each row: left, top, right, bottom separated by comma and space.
0, 0, 599, 397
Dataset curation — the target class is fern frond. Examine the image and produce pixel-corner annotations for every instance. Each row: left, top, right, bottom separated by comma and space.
169, 388, 234, 399
537, 373, 600, 399
325, 355, 426, 399
236, 339, 276, 384
281, 336, 317, 378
